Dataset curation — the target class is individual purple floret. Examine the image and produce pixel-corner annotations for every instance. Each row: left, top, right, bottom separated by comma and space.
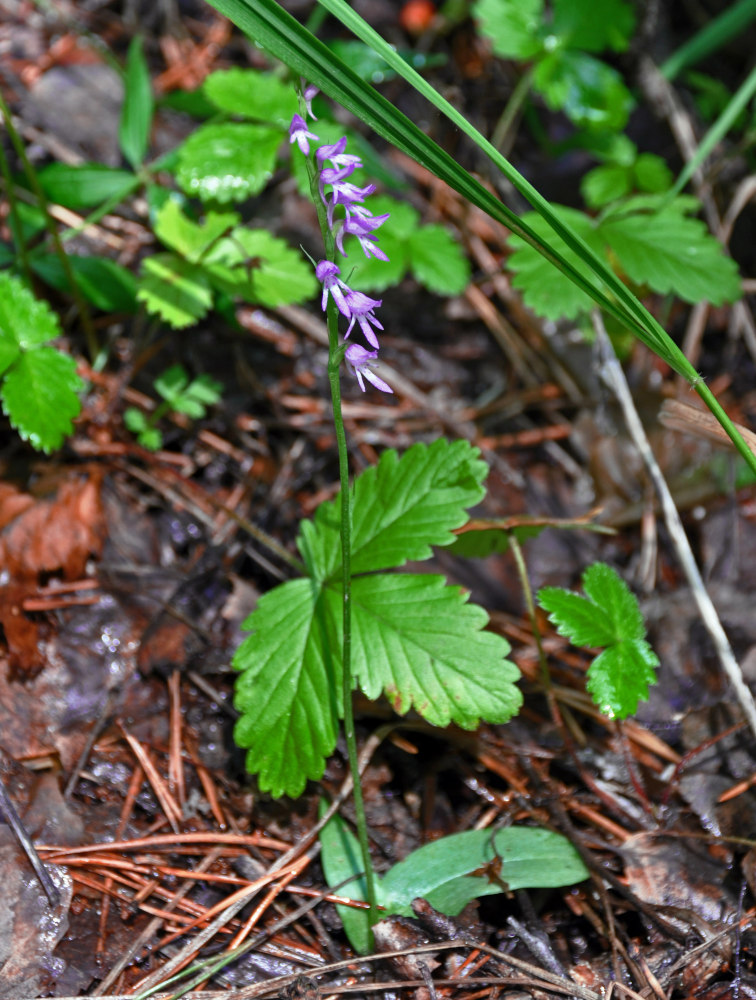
315, 260, 352, 318
345, 344, 393, 394
303, 84, 319, 120
343, 289, 384, 348
289, 114, 319, 156
316, 137, 363, 172
334, 212, 390, 260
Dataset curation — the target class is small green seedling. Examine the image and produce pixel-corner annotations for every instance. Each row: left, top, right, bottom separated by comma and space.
538, 562, 659, 718
124, 363, 222, 451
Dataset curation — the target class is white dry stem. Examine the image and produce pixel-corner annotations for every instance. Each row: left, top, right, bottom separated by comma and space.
592, 311, 756, 739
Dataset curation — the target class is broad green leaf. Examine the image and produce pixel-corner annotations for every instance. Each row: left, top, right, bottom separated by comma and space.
407, 224, 470, 295
203, 67, 297, 126
218, 229, 317, 306
581, 164, 633, 209
137, 253, 213, 328
119, 36, 154, 168
582, 562, 644, 641
380, 826, 589, 916
533, 50, 633, 132
507, 207, 604, 320
318, 809, 374, 954
1, 347, 82, 452
233, 579, 341, 798
601, 207, 741, 305
538, 587, 618, 648
585, 641, 659, 718
37, 163, 136, 210
552, 0, 635, 52
472, 0, 544, 60
154, 200, 240, 263
633, 153, 673, 193
31, 254, 138, 313
343, 574, 522, 728
297, 439, 489, 581
320, 816, 587, 953
0, 272, 61, 350
176, 123, 283, 203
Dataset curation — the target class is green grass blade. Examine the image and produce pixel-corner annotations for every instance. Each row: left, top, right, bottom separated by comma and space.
669, 63, 756, 199
660, 0, 756, 81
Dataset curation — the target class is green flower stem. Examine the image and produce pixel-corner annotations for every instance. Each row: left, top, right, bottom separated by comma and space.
304, 140, 379, 930
0, 90, 98, 363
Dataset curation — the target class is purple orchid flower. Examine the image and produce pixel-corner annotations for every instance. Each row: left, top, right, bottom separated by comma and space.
344, 289, 384, 349
315, 260, 352, 317
289, 114, 319, 156
345, 344, 393, 394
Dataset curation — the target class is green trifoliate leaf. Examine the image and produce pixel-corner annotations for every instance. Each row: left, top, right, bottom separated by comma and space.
552, 0, 635, 52
343, 574, 522, 728
585, 641, 659, 719
137, 253, 213, 328
0, 271, 62, 351
508, 198, 741, 319
582, 561, 645, 640
119, 36, 153, 168
38, 163, 136, 210
537, 587, 617, 647
473, 0, 544, 60
533, 50, 633, 132
154, 363, 190, 407
1, 348, 82, 452
235, 572, 521, 797
538, 562, 659, 719
233, 579, 342, 798
601, 206, 741, 305
407, 224, 470, 295
154, 200, 240, 263
203, 67, 297, 126
176, 123, 282, 203
581, 164, 633, 209
633, 153, 673, 193
507, 206, 603, 319
207, 229, 318, 307
298, 438, 489, 581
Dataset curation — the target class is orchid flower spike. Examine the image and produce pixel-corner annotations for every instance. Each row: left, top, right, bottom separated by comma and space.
345, 344, 393, 394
